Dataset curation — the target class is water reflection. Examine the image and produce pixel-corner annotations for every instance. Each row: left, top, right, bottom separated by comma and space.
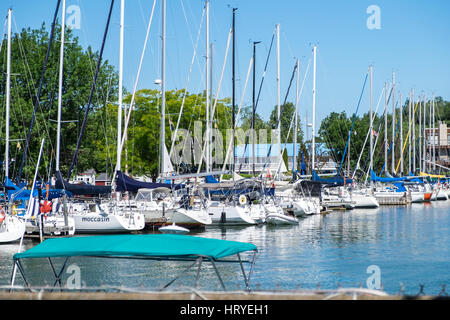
0, 201, 449, 295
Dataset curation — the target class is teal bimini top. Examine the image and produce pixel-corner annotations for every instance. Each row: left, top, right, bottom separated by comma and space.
13, 234, 257, 261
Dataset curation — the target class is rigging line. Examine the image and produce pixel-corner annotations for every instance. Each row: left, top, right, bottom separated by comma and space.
12, 17, 38, 111
169, 3, 205, 157
176, 77, 206, 174
379, 98, 400, 176
67, 0, 115, 179
210, 28, 232, 129
113, 0, 156, 184
361, 84, 393, 180
97, 72, 115, 174
352, 85, 385, 179
76, 0, 111, 108
16, 0, 61, 184
364, 110, 388, 182
259, 60, 298, 176
337, 72, 368, 175
180, 0, 204, 77
0, 13, 7, 55
395, 101, 419, 174
274, 59, 311, 176
221, 57, 254, 173
236, 31, 275, 172
196, 28, 233, 173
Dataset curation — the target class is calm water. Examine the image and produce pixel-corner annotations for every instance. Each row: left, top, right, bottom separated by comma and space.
1, 200, 449, 295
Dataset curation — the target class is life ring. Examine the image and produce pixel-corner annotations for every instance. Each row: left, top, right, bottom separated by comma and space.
40, 200, 53, 214
239, 195, 247, 205
0, 206, 6, 223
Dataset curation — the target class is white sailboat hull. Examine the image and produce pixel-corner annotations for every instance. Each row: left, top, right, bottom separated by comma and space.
71, 213, 144, 233
352, 194, 380, 208
410, 191, 425, 203
26, 215, 76, 236
165, 207, 212, 228
207, 202, 258, 225
0, 216, 25, 243
436, 188, 449, 200
282, 198, 320, 217
265, 213, 299, 225
264, 203, 298, 225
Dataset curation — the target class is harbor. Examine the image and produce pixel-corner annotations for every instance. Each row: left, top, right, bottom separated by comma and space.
1, 200, 449, 299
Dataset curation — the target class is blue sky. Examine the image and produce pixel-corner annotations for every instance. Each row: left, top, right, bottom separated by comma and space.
1, 0, 450, 134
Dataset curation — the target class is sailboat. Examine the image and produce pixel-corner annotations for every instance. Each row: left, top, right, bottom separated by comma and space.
0, 187, 25, 244
0, 9, 26, 244
54, 0, 144, 233
263, 195, 299, 225
108, 0, 211, 230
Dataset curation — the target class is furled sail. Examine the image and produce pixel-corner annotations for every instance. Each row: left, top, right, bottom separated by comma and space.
55, 171, 111, 196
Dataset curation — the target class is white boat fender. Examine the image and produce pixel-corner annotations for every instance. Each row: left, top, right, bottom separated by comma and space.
239, 195, 247, 205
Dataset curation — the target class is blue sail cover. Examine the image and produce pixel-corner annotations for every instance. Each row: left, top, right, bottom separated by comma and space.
203, 179, 275, 198
370, 170, 407, 183
115, 171, 183, 193
205, 175, 219, 183
5, 177, 72, 201
312, 170, 352, 186
393, 182, 407, 192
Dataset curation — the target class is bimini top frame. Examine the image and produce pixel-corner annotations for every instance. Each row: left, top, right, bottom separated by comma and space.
11, 234, 258, 292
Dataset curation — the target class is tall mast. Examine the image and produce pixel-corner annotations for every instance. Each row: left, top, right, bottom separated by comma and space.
231, 8, 236, 174
252, 41, 260, 177
423, 95, 427, 172
391, 72, 395, 174
160, 0, 166, 177
4, 8, 11, 179
311, 45, 317, 171
399, 92, 403, 175
116, 0, 124, 173
210, 42, 213, 170
428, 95, 431, 172
432, 94, 436, 171
384, 82, 388, 173
412, 90, 416, 173
408, 90, 411, 173
419, 94, 422, 173
276, 24, 281, 172
293, 58, 300, 180
369, 65, 373, 182
56, 0, 66, 172
205, 0, 210, 172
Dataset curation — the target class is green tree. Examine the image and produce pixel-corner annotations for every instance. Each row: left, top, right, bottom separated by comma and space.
0, 23, 118, 182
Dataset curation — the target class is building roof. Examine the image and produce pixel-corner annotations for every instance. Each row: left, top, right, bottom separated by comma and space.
78, 169, 96, 176
96, 172, 110, 181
